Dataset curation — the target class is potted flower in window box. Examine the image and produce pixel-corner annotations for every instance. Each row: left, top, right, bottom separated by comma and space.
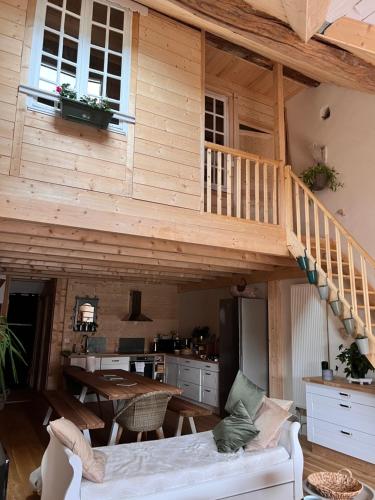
300, 163, 343, 192
56, 83, 113, 130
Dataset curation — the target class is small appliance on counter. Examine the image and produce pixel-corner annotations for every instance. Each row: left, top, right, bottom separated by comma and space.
151, 335, 192, 353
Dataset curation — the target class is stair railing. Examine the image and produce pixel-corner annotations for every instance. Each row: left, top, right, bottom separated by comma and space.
285, 166, 375, 362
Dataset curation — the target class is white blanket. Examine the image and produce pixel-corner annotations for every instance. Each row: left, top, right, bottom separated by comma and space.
81, 431, 290, 500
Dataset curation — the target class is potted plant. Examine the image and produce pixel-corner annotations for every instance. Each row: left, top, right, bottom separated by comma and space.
336, 342, 373, 380
56, 83, 113, 129
300, 163, 343, 192
0, 316, 26, 409
355, 335, 370, 355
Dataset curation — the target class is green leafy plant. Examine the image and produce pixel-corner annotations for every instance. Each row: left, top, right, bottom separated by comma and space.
56, 83, 111, 112
301, 163, 343, 192
0, 316, 27, 400
336, 342, 373, 379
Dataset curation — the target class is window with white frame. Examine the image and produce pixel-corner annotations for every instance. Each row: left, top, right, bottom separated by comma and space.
28, 0, 133, 133
204, 92, 228, 188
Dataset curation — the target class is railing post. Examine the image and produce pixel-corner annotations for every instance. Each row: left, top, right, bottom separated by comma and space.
284, 165, 292, 235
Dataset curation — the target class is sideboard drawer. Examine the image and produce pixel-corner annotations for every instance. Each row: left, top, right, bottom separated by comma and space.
179, 365, 201, 385
201, 387, 219, 407
306, 382, 375, 408
178, 381, 200, 402
307, 417, 375, 464
201, 369, 219, 390
307, 393, 375, 435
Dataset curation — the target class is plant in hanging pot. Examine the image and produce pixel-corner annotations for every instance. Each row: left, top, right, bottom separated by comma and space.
355, 335, 370, 355
0, 316, 26, 409
336, 342, 373, 380
56, 83, 113, 129
300, 163, 343, 192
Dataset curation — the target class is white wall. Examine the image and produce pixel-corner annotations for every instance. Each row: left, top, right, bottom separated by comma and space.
286, 83, 375, 258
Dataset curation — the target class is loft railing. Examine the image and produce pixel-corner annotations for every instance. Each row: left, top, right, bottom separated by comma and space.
285, 166, 375, 364
203, 142, 283, 224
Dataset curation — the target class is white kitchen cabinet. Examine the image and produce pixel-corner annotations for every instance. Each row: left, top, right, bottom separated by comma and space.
165, 356, 178, 386
101, 356, 130, 371
177, 380, 201, 401
306, 380, 375, 464
69, 356, 101, 370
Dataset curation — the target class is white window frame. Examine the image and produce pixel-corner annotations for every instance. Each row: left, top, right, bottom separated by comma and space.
26, 0, 141, 134
204, 91, 229, 190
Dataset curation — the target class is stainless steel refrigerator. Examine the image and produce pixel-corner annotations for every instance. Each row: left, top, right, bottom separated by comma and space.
219, 297, 268, 415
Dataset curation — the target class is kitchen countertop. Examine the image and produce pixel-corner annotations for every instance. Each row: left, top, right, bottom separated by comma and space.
166, 353, 219, 364
62, 352, 219, 364
303, 376, 375, 395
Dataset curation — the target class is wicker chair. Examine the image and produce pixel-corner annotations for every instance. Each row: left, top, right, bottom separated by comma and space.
108, 391, 172, 445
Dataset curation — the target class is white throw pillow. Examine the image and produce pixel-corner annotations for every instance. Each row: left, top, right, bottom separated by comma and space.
49, 417, 106, 483
269, 397, 293, 412
245, 397, 290, 452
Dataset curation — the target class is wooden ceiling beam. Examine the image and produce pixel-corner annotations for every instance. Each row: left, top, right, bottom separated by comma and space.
206, 33, 320, 87
280, 0, 330, 42
141, 0, 375, 93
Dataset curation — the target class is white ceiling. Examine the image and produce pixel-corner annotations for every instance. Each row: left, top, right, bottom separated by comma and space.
327, 0, 375, 24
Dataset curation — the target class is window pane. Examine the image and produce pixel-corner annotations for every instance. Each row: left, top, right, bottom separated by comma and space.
61, 62, 76, 86
215, 133, 224, 145
216, 116, 224, 133
205, 113, 213, 130
45, 6, 62, 31
40, 55, 57, 82
92, 2, 107, 25
64, 14, 80, 38
62, 37, 78, 62
205, 96, 213, 112
107, 77, 120, 100
88, 71, 103, 96
110, 8, 124, 30
205, 130, 213, 142
43, 31, 60, 56
48, 0, 63, 8
91, 25, 105, 47
90, 48, 104, 71
109, 30, 122, 53
107, 53, 121, 76
39, 80, 56, 92
66, 0, 81, 15
215, 99, 224, 115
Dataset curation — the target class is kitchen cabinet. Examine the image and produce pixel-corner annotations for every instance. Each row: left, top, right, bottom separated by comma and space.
101, 356, 130, 371
165, 355, 219, 409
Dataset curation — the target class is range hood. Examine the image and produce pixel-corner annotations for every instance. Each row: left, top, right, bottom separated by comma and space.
122, 290, 152, 322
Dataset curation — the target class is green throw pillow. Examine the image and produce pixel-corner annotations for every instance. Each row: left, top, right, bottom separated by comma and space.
213, 399, 259, 453
225, 370, 265, 419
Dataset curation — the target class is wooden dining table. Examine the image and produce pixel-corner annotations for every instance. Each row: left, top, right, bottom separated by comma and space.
63, 366, 182, 404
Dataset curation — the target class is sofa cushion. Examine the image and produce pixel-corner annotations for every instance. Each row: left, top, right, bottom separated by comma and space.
213, 400, 259, 453
225, 371, 265, 419
245, 397, 290, 452
49, 417, 106, 482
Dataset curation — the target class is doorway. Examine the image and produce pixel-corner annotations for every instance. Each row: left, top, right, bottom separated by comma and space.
5, 279, 56, 393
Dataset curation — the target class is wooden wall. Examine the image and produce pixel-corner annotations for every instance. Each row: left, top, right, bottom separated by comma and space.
48, 278, 178, 388
132, 13, 202, 209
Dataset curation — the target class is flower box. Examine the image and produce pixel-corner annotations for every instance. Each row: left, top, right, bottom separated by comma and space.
60, 97, 113, 129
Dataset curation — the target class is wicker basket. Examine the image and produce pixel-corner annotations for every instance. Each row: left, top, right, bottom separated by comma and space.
307, 469, 363, 499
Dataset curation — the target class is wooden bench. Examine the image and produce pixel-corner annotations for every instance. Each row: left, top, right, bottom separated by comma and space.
167, 396, 212, 436
43, 390, 105, 444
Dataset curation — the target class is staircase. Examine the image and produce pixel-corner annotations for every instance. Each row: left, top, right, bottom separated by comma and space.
285, 166, 375, 368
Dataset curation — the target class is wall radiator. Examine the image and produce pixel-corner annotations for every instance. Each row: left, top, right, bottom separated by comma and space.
291, 284, 328, 409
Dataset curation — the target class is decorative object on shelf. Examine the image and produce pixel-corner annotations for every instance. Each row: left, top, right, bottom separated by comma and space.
56, 84, 113, 129
336, 342, 374, 381
300, 163, 343, 192
355, 335, 370, 356
321, 361, 334, 381
296, 249, 309, 271
330, 292, 343, 317
307, 468, 363, 499
72, 296, 98, 332
306, 261, 318, 285
0, 316, 26, 408
343, 308, 355, 336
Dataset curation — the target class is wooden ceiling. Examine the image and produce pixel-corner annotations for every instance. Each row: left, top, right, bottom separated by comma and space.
0, 219, 296, 288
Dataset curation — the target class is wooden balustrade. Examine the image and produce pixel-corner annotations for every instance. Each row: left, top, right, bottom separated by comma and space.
287, 168, 375, 349
203, 142, 281, 224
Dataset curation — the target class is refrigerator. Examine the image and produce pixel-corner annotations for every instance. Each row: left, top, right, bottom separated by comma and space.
219, 297, 268, 415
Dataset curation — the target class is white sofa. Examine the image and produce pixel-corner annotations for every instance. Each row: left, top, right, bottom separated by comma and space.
39, 421, 303, 500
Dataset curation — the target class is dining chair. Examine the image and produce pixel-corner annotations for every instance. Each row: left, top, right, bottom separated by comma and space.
108, 391, 172, 445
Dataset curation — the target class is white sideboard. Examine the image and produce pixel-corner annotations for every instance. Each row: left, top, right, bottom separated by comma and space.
305, 378, 375, 464
165, 355, 219, 408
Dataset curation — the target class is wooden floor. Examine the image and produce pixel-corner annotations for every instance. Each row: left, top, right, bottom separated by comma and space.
1, 391, 374, 499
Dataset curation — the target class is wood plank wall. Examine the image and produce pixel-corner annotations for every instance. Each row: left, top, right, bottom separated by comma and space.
132, 13, 202, 210
0, 0, 26, 176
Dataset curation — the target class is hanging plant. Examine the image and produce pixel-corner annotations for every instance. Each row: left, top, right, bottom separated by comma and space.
56, 83, 113, 129
0, 316, 27, 401
300, 163, 343, 192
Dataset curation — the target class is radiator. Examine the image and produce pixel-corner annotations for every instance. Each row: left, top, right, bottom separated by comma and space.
291, 284, 328, 409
